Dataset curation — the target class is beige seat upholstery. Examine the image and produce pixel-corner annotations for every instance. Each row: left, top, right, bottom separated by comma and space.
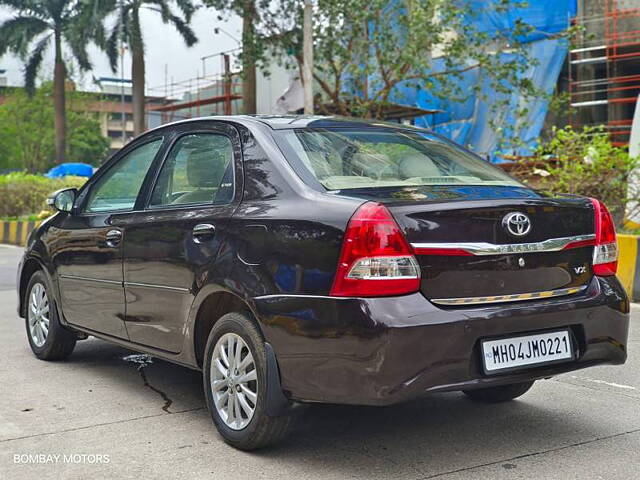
398, 154, 440, 179
350, 152, 394, 179
171, 149, 219, 204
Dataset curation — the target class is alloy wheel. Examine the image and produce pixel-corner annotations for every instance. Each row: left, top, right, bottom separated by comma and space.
28, 283, 50, 348
210, 333, 258, 430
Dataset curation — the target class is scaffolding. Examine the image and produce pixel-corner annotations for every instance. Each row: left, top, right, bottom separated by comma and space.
146, 53, 243, 125
569, 0, 640, 146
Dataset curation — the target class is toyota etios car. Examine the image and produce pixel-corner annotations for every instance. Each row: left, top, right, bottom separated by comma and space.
18, 116, 629, 449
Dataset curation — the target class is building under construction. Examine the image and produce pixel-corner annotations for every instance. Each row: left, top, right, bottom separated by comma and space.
570, 0, 640, 146
146, 53, 243, 126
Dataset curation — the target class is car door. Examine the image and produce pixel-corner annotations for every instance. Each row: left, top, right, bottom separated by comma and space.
118, 122, 243, 353
52, 135, 166, 338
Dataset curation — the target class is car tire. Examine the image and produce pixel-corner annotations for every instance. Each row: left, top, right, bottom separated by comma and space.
25, 271, 77, 360
203, 311, 294, 450
462, 381, 535, 403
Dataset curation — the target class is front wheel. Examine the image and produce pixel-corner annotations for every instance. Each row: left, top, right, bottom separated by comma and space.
25, 271, 76, 360
203, 312, 294, 450
463, 381, 535, 403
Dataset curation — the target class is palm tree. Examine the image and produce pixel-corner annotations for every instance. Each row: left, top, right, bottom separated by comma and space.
107, 0, 198, 136
0, 0, 113, 164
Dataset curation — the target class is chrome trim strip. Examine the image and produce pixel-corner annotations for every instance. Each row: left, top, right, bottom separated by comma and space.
412, 234, 596, 256
59, 274, 122, 286
125, 282, 190, 293
59, 275, 191, 293
253, 294, 353, 300
431, 286, 587, 306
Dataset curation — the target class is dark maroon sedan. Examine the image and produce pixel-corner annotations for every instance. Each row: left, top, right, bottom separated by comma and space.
17, 116, 629, 449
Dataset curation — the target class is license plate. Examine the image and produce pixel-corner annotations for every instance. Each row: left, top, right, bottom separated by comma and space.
481, 330, 573, 373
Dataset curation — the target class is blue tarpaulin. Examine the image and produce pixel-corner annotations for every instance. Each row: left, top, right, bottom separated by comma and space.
465, 0, 576, 44
45, 163, 94, 178
391, 0, 577, 162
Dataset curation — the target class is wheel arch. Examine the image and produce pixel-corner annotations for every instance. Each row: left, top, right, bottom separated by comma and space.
18, 257, 48, 318
191, 288, 262, 369
191, 288, 294, 416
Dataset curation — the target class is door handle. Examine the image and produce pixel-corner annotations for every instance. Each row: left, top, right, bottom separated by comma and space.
192, 224, 216, 243
105, 229, 122, 247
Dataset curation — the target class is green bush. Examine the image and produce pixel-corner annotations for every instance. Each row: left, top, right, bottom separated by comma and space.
510, 126, 637, 226
0, 173, 87, 219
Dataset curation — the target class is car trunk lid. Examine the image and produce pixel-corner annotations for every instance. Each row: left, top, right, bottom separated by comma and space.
391, 197, 594, 303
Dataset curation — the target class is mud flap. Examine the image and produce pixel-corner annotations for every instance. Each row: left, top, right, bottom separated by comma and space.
264, 342, 295, 416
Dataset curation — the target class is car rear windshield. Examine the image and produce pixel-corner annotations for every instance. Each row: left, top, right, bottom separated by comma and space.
273, 128, 521, 191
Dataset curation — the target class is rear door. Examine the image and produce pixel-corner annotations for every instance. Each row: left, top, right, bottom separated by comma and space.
53, 136, 165, 337
119, 121, 243, 352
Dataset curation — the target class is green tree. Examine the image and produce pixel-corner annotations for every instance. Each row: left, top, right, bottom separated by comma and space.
105, 0, 198, 136
0, 0, 114, 163
211, 1, 573, 133
0, 84, 110, 173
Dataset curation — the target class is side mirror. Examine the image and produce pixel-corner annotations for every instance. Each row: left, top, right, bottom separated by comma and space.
47, 188, 78, 213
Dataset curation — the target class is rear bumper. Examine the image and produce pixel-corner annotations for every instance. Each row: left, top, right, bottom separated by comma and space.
254, 275, 629, 406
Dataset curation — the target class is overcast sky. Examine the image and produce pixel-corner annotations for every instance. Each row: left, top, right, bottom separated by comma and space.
0, 6, 242, 95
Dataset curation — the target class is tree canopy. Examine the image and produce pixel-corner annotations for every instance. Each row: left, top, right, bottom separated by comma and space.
212, 0, 572, 134
0, 84, 110, 173
0, 0, 114, 162
0, 0, 111, 92
104, 0, 198, 134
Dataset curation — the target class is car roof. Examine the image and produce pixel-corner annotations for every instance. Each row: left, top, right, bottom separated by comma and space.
147, 115, 431, 132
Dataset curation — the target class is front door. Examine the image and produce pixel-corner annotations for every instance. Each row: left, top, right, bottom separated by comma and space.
121, 123, 243, 352
53, 137, 165, 338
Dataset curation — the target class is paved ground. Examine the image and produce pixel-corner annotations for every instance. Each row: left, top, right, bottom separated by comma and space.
0, 244, 638, 479
0, 244, 20, 291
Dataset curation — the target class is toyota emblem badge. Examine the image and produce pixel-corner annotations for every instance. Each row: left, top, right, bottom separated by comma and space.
503, 212, 531, 237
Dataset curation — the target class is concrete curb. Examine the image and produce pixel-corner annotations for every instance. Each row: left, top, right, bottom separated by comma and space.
0, 220, 40, 246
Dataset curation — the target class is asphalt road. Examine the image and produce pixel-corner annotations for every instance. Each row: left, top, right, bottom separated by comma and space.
0, 244, 638, 480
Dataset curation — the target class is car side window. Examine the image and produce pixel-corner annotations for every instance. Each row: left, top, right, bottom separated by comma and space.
85, 139, 163, 213
149, 133, 234, 207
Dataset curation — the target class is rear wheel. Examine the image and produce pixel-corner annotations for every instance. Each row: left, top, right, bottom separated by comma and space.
203, 312, 294, 450
25, 271, 76, 360
463, 381, 535, 403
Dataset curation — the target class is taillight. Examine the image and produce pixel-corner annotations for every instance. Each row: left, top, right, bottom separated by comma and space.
330, 202, 420, 297
590, 198, 618, 276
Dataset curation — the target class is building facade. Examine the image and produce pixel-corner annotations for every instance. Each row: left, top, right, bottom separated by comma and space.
570, 0, 640, 146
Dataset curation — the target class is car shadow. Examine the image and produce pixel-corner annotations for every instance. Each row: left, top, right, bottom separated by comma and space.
64, 338, 612, 478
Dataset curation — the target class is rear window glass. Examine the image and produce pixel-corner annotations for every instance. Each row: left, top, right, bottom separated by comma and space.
274, 128, 520, 190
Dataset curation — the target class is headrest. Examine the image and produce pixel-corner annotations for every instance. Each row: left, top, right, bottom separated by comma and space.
186, 149, 223, 188
398, 153, 440, 179
350, 152, 391, 178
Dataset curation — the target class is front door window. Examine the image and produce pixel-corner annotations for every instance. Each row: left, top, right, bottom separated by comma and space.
85, 139, 163, 213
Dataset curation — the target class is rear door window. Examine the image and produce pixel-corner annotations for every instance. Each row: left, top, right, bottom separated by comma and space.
149, 133, 234, 207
